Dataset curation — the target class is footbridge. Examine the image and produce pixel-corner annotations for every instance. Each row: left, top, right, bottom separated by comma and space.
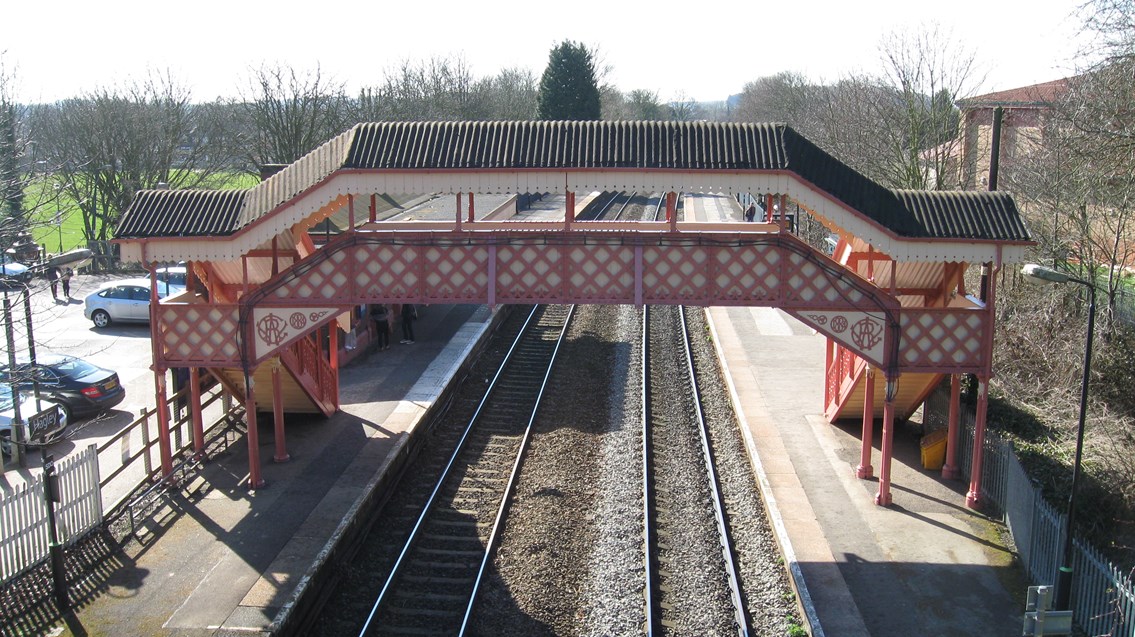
113, 120, 1032, 508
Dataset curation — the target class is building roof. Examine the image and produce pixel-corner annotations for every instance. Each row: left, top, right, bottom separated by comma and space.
957, 77, 1071, 108
115, 121, 1031, 244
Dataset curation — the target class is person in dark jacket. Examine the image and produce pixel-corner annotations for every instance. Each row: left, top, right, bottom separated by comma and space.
400, 304, 416, 344
47, 266, 61, 300
371, 304, 390, 351
61, 268, 73, 299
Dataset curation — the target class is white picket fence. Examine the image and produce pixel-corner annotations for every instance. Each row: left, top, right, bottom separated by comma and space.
0, 445, 103, 582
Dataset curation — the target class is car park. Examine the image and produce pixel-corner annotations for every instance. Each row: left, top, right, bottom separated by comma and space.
0, 256, 32, 286
0, 388, 69, 456
0, 354, 126, 419
155, 265, 187, 289
83, 278, 180, 328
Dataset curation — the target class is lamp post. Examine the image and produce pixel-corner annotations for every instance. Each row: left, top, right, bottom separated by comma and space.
1022, 263, 1096, 612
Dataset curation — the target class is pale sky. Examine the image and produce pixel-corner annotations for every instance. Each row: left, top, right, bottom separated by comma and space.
4, 0, 1092, 105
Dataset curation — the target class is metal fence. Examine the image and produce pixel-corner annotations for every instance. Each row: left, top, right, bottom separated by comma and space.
0, 445, 102, 582
928, 387, 1135, 635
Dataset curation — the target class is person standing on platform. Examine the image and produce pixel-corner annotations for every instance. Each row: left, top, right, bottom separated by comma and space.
744, 203, 757, 222
400, 304, 416, 344
371, 304, 390, 351
47, 266, 61, 301
60, 268, 73, 299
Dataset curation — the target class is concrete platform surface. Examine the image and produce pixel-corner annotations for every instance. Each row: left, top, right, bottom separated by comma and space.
707, 305, 1023, 636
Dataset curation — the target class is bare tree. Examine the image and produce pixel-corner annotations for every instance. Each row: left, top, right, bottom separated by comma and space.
354, 56, 495, 122
33, 73, 227, 248
475, 67, 538, 120
667, 92, 703, 122
733, 72, 825, 132
237, 64, 349, 169
812, 25, 981, 189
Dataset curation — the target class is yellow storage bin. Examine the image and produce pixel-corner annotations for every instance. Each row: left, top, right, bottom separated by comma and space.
920, 429, 948, 470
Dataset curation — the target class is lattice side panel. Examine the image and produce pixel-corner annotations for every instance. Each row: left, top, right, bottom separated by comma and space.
349, 242, 420, 300
158, 305, 240, 365
782, 251, 868, 309
495, 243, 563, 302
713, 242, 782, 304
642, 245, 711, 304
422, 244, 490, 301
567, 243, 635, 303
273, 250, 355, 301
899, 309, 988, 373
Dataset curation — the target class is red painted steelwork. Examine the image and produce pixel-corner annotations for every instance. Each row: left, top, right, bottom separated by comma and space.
190, 367, 204, 458
942, 374, 962, 480
857, 367, 875, 479
272, 363, 289, 463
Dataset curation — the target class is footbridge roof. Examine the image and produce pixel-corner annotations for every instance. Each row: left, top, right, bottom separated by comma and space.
115, 121, 1032, 263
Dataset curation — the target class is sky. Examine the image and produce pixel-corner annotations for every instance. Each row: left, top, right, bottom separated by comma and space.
3, 0, 1094, 105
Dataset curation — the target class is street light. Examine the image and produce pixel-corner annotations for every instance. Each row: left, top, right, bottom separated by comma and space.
1022, 263, 1096, 612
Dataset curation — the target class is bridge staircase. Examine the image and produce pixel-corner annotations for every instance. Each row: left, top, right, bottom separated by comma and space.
210, 333, 338, 417
822, 236, 948, 423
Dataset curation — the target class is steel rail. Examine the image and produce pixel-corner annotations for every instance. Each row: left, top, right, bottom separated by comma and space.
457, 305, 576, 635
678, 304, 753, 635
357, 304, 543, 636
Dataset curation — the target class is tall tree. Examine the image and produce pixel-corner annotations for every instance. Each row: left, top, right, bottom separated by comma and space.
237, 64, 349, 169
1, 55, 24, 228
34, 73, 227, 247
734, 72, 825, 133
536, 41, 601, 120
353, 60, 537, 122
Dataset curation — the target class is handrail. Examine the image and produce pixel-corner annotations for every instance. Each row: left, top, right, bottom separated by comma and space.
279, 335, 336, 412
96, 383, 224, 487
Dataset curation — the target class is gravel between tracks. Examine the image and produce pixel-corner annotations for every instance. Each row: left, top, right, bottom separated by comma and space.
474, 303, 801, 636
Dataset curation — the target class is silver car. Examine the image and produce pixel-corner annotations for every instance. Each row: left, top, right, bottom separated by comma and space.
83, 278, 181, 328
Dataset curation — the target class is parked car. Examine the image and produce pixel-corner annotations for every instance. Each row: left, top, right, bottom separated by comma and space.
84, 278, 180, 328
0, 354, 126, 419
155, 265, 187, 289
1, 388, 69, 456
0, 255, 32, 286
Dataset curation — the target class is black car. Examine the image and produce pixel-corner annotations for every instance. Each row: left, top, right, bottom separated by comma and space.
0, 354, 126, 419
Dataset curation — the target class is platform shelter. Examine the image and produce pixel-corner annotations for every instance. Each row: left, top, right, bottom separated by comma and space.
113, 121, 1033, 508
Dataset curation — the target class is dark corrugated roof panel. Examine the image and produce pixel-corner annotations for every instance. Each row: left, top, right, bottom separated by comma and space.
893, 190, 1031, 241
117, 189, 247, 239
344, 121, 787, 170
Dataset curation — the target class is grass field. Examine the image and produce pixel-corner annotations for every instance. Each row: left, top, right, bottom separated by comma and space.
18, 171, 255, 256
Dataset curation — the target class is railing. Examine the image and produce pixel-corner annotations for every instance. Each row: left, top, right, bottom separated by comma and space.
825, 343, 866, 417
280, 335, 336, 412
97, 380, 232, 516
927, 387, 1135, 635
0, 446, 101, 583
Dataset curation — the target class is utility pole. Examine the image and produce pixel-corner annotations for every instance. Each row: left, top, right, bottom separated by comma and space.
40, 448, 70, 611
3, 289, 24, 467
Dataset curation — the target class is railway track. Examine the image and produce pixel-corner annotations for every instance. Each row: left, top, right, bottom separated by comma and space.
643, 304, 751, 636
356, 304, 574, 636
309, 191, 801, 635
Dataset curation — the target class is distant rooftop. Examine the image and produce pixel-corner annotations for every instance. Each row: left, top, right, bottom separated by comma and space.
957, 77, 1072, 108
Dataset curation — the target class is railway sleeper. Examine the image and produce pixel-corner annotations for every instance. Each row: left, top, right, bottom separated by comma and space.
401, 574, 477, 586
426, 518, 489, 531
416, 547, 484, 557
372, 626, 443, 636
408, 561, 479, 572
